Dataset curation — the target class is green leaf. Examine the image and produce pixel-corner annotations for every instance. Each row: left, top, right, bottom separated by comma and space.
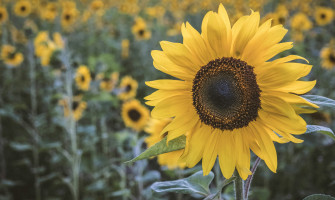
303, 194, 335, 200
9, 142, 32, 151
125, 135, 186, 163
151, 171, 214, 197
203, 176, 236, 200
302, 95, 335, 110
306, 125, 335, 140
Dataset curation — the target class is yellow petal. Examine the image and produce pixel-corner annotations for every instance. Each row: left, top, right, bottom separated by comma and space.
160, 41, 201, 71
275, 80, 316, 94
145, 79, 191, 90
259, 110, 307, 134
182, 123, 208, 168
231, 11, 260, 57
202, 130, 220, 175
181, 22, 213, 66
218, 131, 236, 179
250, 123, 277, 173
151, 94, 192, 119
258, 63, 312, 88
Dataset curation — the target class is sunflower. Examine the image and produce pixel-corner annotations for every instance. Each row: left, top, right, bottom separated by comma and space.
121, 39, 130, 59
131, 17, 152, 40
14, 0, 32, 17
320, 46, 335, 69
59, 96, 87, 121
122, 99, 150, 131
1, 45, 24, 67
0, 6, 8, 24
75, 65, 91, 91
61, 8, 78, 29
41, 2, 58, 21
100, 72, 119, 92
145, 118, 186, 169
314, 7, 334, 26
90, 0, 104, 14
118, 76, 138, 100
291, 12, 312, 31
145, 4, 318, 180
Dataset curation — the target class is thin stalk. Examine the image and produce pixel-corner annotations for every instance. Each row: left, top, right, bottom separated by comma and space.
28, 41, 41, 200
244, 156, 261, 200
61, 46, 79, 200
234, 171, 244, 200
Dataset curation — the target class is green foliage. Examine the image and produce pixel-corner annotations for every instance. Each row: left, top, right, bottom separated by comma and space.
302, 95, 335, 110
303, 194, 335, 200
151, 171, 214, 197
305, 125, 335, 140
126, 135, 186, 163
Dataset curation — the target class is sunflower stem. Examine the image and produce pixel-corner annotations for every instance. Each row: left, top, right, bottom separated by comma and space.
244, 156, 261, 200
234, 171, 244, 200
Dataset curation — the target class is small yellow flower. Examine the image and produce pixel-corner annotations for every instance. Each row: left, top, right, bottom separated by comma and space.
75, 65, 91, 91
145, 118, 186, 169
40, 2, 58, 21
90, 0, 104, 13
59, 96, 87, 121
121, 39, 130, 59
1, 45, 24, 67
61, 8, 78, 29
291, 13, 312, 31
118, 76, 138, 100
315, 7, 334, 26
320, 46, 335, 69
122, 99, 150, 131
0, 6, 8, 24
14, 0, 32, 17
132, 17, 151, 40
100, 72, 119, 92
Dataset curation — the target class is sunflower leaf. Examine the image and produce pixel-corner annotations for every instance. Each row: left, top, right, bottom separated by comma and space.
306, 125, 335, 140
303, 194, 335, 200
125, 135, 186, 163
302, 95, 335, 110
151, 171, 213, 197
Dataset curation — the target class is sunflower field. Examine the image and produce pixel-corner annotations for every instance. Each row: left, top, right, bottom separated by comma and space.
0, 0, 335, 199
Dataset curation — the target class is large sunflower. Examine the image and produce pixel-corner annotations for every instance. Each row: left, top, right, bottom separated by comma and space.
122, 99, 149, 132
145, 118, 186, 169
145, 4, 318, 180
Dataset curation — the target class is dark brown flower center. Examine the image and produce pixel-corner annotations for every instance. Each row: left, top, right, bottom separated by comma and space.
138, 29, 145, 36
20, 6, 26, 12
80, 75, 85, 82
65, 14, 71, 21
72, 101, 79, 110
278, 17, 285, 24
128, 109, 141, 122
125, 84, 132, 92
320, 13, 326, 19
192, 57, 261, 131
329, 53, 335, 63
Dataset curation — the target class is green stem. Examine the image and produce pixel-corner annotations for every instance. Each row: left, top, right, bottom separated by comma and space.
244, 156, 261, 200
28, 41, 41, 200
62, 46, 79, 200
234, 171, 244, 200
